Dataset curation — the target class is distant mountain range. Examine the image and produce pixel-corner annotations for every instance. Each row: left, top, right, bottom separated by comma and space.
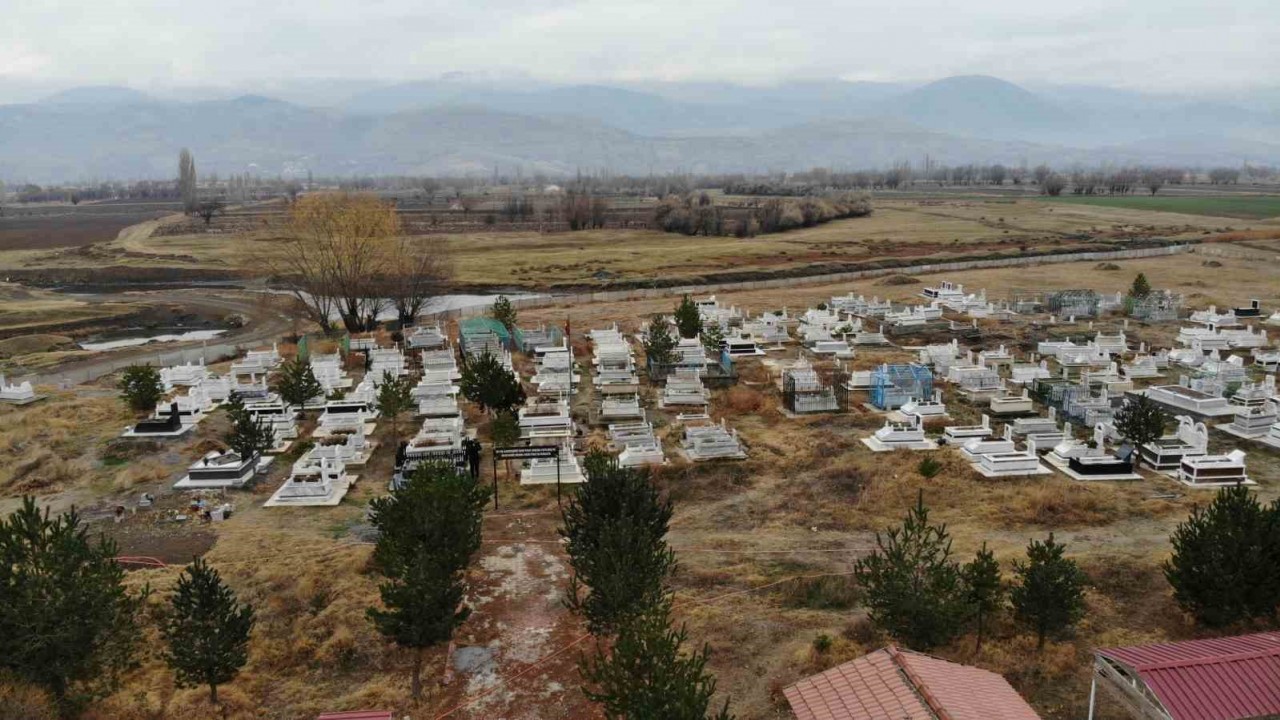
1, 75, 1278, 181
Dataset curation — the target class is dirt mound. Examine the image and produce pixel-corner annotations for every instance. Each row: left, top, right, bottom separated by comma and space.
0, 334, 75, 359
1094, 262, 1121, 270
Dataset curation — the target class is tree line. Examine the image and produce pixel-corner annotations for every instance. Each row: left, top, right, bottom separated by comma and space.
652, 191, 872, 237
0, 498, 255, 716
851, 477, 1280, 657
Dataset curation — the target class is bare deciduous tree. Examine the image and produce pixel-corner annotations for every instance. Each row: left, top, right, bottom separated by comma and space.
269, 193, 402, 335
1041, 174, 1067, 196
196, 199, 225, 226
381, 238, 452, 328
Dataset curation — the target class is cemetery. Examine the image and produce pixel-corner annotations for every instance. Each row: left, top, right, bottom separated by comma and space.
8, 251, 1280, 720
74, 267, 1278, 508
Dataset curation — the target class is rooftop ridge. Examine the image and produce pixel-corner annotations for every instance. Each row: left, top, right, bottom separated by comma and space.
1108, 643, 1280, 672
887, 646, 952, 720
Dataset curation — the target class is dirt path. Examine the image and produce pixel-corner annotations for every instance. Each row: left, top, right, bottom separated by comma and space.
28, 288, 295, 387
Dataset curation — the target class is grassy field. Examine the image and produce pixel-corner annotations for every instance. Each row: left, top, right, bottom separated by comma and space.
6, 197, 1267, 291
519, 245, 1280, 330
0, 283, 144, 338
1041, 193, 1280, 220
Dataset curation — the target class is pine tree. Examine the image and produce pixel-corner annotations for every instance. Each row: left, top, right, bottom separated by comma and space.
700, 323, 725, 355
854, 492, 967, 649
1112, 395, 1168, 467
118, 364, 164, 413
275, 357, 324, 408
162, 558, 255, 705
1163, 485, 1280, 627
367, 462, 490, 701
0, 498, 145, 712
643, 315, 678, 367
561, 452, 675, 635
1128, 272, 1152, 299
580, 602, 733, 720
673, 295, 702, 339
376, 372, 414, 439
223, 393, 275, 459
962, 543, 1005, 651
491, 411, 520, 447
460, 350, 526, 415
490, 295, 517, 332
1010, 534, 1087, 648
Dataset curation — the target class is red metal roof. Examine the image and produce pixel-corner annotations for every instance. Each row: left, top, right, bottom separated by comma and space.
783, 645, 1042, 720
1097, 631, 1280, 720
316, 712, 393, 720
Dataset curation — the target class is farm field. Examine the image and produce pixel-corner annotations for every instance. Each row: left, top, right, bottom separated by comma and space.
7, 196, 1274, 291
1040, 193, 1280, 220
0, 200, 180, 251
4, 249, 1280, 719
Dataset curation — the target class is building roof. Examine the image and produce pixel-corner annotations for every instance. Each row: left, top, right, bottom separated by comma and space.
316, 712, 393, 720
783, 646, 1041, 720
1097, 631, 1280, 720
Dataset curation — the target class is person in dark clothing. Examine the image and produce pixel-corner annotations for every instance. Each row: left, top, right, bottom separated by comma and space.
463, 438, 482, 479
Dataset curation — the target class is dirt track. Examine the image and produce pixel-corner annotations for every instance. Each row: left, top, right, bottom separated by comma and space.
27, 288, 295, 387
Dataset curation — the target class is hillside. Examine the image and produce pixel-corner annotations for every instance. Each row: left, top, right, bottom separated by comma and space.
877, 75, 1070, 140
2, 75, 1280, 180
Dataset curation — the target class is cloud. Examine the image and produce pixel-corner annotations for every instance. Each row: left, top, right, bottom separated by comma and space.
0, 0, 1275, 91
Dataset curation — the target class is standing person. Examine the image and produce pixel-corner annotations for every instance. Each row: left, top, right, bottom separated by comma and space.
463, 438, 482, 479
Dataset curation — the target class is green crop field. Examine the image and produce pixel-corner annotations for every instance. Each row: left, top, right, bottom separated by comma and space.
1039, 194, 1280, 220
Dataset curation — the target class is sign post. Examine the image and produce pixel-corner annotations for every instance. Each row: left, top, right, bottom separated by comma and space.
494, 445, 561, 507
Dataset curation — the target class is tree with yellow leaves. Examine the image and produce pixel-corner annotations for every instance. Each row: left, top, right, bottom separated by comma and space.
272, 193, 451, 334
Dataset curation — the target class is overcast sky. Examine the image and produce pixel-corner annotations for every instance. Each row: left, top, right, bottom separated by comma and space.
1, 0, 1275, 92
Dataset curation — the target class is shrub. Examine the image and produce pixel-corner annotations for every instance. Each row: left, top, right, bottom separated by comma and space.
781, 576, 860, 610
812, 634, 833, 654
917, 457, 943, 478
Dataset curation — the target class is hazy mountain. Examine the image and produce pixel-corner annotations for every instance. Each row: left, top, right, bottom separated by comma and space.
2, 75, 1280, 181
39, 85, 156, 106
344, 82, 792, 135
876, 75, 1070, 141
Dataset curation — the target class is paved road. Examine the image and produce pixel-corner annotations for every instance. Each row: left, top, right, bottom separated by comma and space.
22, 288, 295, 388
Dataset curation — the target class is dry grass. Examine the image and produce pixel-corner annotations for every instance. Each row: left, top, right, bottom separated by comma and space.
4, 197, 1254, 289
521, 243, 1280, 332
0, 679, 57, 720
0, 333, 75, 359
0, 284, 142, 336
3, 246, 1279, 719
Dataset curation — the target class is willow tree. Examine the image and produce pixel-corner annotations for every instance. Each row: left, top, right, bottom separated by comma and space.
273, 193, 402, 334
383, 237, 452, 328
